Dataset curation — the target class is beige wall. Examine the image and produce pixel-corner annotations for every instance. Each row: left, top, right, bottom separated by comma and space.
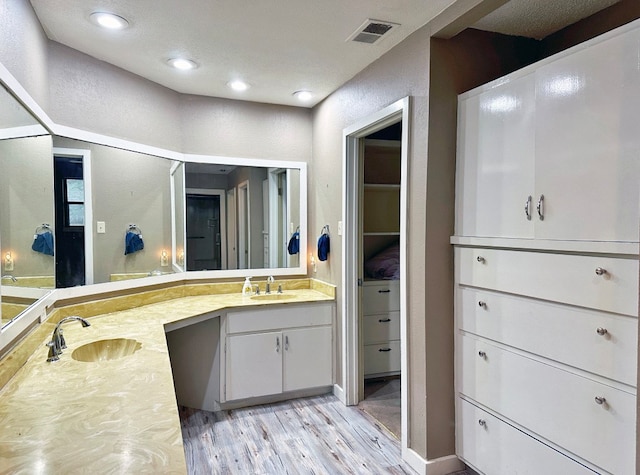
0, 136, 54, 278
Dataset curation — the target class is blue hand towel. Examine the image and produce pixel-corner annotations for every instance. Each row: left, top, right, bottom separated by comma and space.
317, 232, 330, 261
125, 231, 144, 255
32, 231, 54, 256
287, 231, 300, 255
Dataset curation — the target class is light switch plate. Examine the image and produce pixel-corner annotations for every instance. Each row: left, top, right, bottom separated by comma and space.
97, 221, 106, 234
338, 221, 343, 236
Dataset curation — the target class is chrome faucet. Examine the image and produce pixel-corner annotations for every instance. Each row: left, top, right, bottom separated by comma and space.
46, 316, 91, 362
266, 275, 275, 294
1, 275, 17, 282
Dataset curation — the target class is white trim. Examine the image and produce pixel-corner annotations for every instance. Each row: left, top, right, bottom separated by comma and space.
170, 161, 184, 272
237, 180, 250, 269
0, 125, 48, 140
332, 383, 346, 404
52, 147, 94, 285
402, 450, 465, 475
341, 97, 410, 455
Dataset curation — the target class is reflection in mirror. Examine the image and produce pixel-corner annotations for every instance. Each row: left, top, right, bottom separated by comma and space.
171, 162, 185, 272
0, 82, 51, 330
181, 163, 301, 271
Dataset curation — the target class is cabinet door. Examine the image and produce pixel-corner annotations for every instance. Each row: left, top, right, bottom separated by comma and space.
283, 326, 332, 392
534, 28, 640, 241
226, 331, 282, 400
456, 73, 536, 238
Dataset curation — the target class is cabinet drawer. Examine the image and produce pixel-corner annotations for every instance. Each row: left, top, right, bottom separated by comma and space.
364, 340, 401, 375
363, 312, 400, 344
457, 247, 638, 316
457, 398, 596, 475
458, 335, 636, 474
363, 281, 400, 314
458, 288, 637, 386
226, 303, 333, 334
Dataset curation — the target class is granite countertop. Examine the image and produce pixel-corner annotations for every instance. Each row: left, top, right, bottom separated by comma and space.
0, 286, 334, 474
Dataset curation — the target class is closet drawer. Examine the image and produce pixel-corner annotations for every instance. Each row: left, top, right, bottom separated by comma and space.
364, 340, 401, 375
457, 247, 638, 316
457, 398, 595, 475
363, 281, 400, 314
458, 288, 637, 386
363, 312, 400, 344
458, 335, 635, 475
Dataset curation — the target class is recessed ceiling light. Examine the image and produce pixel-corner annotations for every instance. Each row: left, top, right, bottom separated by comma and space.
228, 80, 250, 92
167, 58, 198, 71
293, 90, 314, 102
90, 12, 129, 30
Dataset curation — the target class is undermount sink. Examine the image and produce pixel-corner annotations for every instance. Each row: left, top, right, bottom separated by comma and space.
250, 293, 295, 301
72, 338, 142, 362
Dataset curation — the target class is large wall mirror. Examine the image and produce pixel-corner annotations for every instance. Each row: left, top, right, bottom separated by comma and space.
0, 88, 307, 337
0, 84, 51, 329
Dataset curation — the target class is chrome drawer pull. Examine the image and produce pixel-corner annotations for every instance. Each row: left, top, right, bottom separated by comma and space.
594, 396, 606, 405
478, 419, 486, 427
478, 351, 487, 358
476, 256, 485, 263
378, 289, 391, 293
524, 195, 532, 221
478, 301, 487, 308
378, 348, 392, 352
378, 318, 392, 323
537, 194, 544, 220
595, 267, 607, 276
596, 327, 608, 336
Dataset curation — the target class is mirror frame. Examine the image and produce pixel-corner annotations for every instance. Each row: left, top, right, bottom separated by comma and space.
0, 65, 308, 354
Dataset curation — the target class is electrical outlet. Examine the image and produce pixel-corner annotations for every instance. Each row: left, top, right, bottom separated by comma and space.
97, 221, 106, 234
338, 221, 343, 236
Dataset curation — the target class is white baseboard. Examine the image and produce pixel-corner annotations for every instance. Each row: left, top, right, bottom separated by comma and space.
333, 383, 346, 404
403, 449, 464, 475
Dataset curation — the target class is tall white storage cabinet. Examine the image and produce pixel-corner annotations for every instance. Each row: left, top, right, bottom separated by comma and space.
453, 21, 640, 475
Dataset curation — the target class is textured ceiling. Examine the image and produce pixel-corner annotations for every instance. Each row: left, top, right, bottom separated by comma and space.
29, 0, 456, 107
473, 0, 620, 40
28, 0, 621, 108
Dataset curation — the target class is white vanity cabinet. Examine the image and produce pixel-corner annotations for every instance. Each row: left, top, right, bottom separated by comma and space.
221, 302, 334, 403
453, 20, 640, 475
456, 24, 640, 243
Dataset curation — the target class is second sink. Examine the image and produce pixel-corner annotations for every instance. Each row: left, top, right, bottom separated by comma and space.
72, 338, 142, 362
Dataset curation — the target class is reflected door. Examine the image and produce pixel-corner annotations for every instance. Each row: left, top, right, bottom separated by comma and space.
53, 156, 85, 288
186, 194, 222, 271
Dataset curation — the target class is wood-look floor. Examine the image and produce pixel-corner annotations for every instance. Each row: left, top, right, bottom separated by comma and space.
180, 394, 416, 474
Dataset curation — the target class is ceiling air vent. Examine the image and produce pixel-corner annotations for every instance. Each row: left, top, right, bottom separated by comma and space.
348, 19, 399, 44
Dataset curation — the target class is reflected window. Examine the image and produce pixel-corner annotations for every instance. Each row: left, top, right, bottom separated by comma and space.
65, 179, 84, 226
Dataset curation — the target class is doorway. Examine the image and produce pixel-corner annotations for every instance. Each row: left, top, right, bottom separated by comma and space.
342, 98, 409, 447
53, 150, 94, 288
186, 190, 226, 271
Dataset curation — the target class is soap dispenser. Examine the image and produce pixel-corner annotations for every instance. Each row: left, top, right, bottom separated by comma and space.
242, 277, 252, 296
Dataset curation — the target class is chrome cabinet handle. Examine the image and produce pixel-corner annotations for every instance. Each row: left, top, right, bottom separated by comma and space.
524, 195, 532, 221
378, 318, 392, 323
537, 194, 544, 220
378, 348, 392, 352
478, 351, 486, 358
478, 419, 486, 427
595, 267, 607, 276
478, 301, 487, 308
477, 256, 485, 263
594, 396, 606, 405
276, 336, 280, 353
596, 327, 608, 336
285, 335, 289, 351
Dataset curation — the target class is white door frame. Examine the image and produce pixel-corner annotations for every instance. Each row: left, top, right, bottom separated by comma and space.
268, 167, 290, 268
237, 180, 250, 269
52, 147, 94, 285
226, 187, 238, 269
341, 97, 410, 444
